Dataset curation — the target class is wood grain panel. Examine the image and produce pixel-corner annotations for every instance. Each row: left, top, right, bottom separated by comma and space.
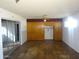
54, 21, 62, 41
27, 22, 44, 40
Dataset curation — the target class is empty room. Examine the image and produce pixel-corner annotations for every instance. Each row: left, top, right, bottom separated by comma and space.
0, 0, 79, 59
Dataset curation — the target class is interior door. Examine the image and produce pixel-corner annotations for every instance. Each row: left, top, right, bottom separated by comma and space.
44, 26, 53, 40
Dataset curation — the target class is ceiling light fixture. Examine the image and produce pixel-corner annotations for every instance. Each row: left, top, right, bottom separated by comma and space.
44, 19, 46, 22
43, 15, 48, 22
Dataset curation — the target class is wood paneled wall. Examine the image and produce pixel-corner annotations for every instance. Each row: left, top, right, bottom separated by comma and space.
27, 19, 62, 41
27, 22, 44, 40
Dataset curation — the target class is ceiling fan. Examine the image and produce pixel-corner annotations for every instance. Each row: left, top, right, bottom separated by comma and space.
16, 0, 20, 3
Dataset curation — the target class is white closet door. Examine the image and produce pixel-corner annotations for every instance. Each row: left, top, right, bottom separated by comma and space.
44, 26, 53, 40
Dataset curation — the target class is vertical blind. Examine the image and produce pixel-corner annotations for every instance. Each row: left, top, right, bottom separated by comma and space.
2, 19, 20, 59
2, 20, 16, 48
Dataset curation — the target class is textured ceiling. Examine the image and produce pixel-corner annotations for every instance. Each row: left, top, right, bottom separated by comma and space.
0, 0, 79, 18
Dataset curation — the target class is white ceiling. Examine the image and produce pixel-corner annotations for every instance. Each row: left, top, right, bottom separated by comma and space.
0, 0, 79, 18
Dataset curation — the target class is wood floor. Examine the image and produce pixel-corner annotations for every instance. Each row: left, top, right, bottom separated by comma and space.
10, 40, 79, 59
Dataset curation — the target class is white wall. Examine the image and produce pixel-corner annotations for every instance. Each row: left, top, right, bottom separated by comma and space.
63, 14, 79, 53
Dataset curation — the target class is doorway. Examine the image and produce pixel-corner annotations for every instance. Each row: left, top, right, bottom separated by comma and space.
44, 26, 53, 40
